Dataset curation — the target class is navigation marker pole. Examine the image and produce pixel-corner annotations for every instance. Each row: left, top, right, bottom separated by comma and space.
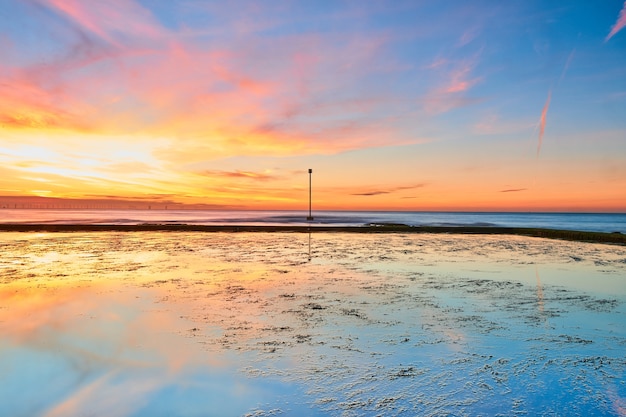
307, 168, 314, 221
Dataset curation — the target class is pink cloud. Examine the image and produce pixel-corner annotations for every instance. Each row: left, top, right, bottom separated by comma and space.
0, 67, 95, 131
3, 1, 429, 163
443, 57, 482, 94
537, 90, 551, 158
445, 69, 480, 93
42, 0, 164, 45
606, 1, 626, 42
421, 55, 483, 115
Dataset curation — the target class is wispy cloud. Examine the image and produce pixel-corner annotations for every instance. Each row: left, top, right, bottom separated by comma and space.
84, 194, 176, 201
351, 184, 425, 196
198, 170, 280, 181
499, 188, 527, 193
444, 62, 481, 93
606, 1, 626, 42
422, 55, 483, 115
41, 0, 164, 46
458, 27, 480, 47
473, 113, 534, 135
424, 57, 448, 70
537, 90, 551, 158
352, 190, 392, 196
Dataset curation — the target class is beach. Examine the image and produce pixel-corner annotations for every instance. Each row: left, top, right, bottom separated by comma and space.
1, 231, 625, 416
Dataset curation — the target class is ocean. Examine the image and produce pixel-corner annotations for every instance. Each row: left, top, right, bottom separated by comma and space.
1, 209, 625, 233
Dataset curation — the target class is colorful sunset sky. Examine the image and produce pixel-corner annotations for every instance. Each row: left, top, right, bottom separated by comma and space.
1, 1, 625, 211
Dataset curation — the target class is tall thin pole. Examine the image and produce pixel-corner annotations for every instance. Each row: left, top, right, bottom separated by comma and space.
307, 168, 314, 221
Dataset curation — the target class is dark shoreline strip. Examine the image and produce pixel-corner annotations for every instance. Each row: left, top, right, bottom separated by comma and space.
0, 224, 624, 245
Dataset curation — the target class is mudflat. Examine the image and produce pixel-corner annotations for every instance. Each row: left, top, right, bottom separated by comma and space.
0, 223, 625, 245
1, 232, 625, 416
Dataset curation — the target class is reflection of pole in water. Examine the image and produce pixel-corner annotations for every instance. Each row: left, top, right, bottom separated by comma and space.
307, 169, 314, 221
535, 266, 544, 315
308, 231, 312, 262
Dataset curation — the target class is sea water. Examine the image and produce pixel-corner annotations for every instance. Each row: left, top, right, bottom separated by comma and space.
1, 209, 625, 233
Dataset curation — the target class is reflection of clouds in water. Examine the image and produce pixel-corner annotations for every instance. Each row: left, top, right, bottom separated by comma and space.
1, 232, 625, 416
42, 370, 159, 417
607, 386, 626, 417
0, 283, 212, 372
0, 281, 255, 417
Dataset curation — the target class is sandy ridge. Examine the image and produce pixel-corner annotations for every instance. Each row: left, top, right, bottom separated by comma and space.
0, 223, 624, 245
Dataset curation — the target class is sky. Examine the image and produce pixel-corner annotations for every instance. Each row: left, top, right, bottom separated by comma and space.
1, 0, 625, 212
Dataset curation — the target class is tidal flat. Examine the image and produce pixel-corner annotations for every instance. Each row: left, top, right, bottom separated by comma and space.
1, 232, 625, 416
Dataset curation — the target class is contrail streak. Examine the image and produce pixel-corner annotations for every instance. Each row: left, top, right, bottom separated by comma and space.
537, 90, 551, 158
536, 49, 573, 159
606, 1, 626, 42
559, 49, 575, 85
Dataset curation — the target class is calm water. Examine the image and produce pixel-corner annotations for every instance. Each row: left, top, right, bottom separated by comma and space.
1, 209, 625, 233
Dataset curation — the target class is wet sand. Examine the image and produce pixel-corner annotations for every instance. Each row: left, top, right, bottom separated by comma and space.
1, 232, 625, 416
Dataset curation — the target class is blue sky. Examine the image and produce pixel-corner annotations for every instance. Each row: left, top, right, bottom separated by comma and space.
0, 0, 625, 210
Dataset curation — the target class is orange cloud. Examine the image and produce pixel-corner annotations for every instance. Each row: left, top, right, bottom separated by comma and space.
351, 184, 426, 196
499, 188, 527, 193
0, 71, 94, 132
198, 169, 280, 181
606, 1, 626, 42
